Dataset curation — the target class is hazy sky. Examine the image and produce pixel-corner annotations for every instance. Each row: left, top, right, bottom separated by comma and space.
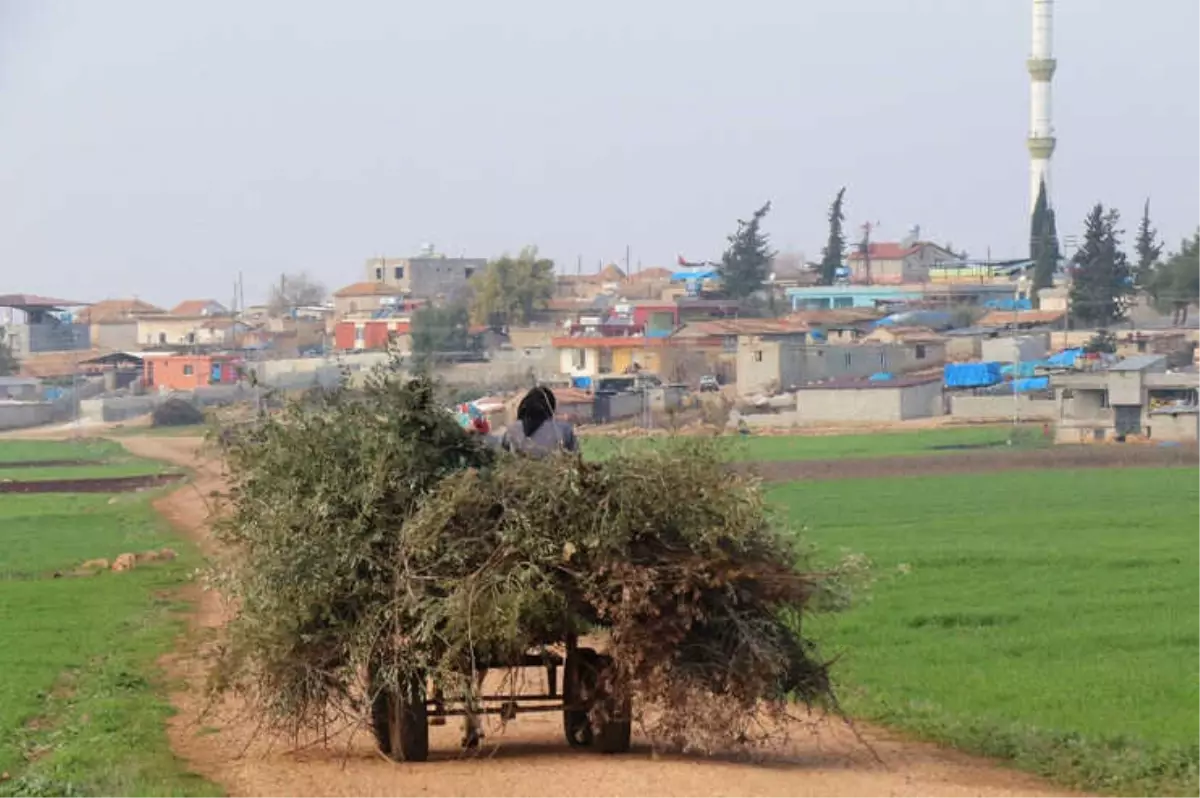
1, 0, 1197, 306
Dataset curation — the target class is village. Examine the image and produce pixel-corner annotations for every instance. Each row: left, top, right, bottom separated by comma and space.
0, 232, 1196, 444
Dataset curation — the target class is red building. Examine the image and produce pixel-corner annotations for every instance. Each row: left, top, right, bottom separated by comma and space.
143, 354, 241, 391
334, 319, 411, 351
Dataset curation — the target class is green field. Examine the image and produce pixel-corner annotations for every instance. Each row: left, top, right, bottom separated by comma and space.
582, 424, 1047, 461
0, 447, 216, 796
0, 439, 121, 464
774, 467, 1200, 795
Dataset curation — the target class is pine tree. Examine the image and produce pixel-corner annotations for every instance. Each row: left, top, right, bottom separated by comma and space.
1133, 199, 1163, 290
1029, 178, 1060, 295
718, 202, 775, 300
1147, 233, 1199, 326
818, 188, 847, 286
1068, 203, 1134, 328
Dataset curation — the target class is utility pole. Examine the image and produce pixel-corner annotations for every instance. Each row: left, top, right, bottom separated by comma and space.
624, 245, 631, 277
859, 222, 877, 285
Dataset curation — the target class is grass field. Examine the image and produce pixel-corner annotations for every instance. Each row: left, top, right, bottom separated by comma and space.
0, 439, 120, 463
0, 447, 216, 796
773, 466, 1200, 796
582, 424, 1047, 462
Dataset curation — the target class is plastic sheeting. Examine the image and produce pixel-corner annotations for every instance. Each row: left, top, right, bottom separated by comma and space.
944, 362, 1002, 388
1010, 376, 1050, 393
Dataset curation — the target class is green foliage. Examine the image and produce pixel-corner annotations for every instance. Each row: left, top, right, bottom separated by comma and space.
468, 246, 555, 327
1133, 199, 1163, 290
1029, 178, 1060, 295
775, 467, 1199, 796
819, 188, 847, 286
718, 202, 776, 300
0, 327, 19, 377
1146, 232, 1200, 327
211, 362, 837, 751
410, 303, 474, 365
1068, 203, 1134, 327
1083, 329, 1117, 355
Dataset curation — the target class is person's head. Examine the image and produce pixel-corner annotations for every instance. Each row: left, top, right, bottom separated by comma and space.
517, 386, 557, 437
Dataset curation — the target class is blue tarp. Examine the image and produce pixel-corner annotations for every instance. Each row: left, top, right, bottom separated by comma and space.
875, 310, 955, 330
670, 269, 719, 282
944, 362, 1003, 388
571, 376, 593, 389
1000, 361, 1039, 378
1010, 376, 1050, 393
1045, 348, 1082, 368
982, 297, 1033, 311
868, 372, 893, 381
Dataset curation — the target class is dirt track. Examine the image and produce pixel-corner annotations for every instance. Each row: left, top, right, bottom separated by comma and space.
748, 443, 1199, 482
121, 435, 1081, 798
0, 472, 185, 493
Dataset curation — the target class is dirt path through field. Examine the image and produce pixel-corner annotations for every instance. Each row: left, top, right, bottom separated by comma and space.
121, 435, 1079, 797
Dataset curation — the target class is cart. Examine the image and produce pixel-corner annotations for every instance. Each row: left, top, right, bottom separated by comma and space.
371, 634, 632, 762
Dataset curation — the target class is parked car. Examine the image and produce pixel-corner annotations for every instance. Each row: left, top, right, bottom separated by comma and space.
698, 375, 720, 393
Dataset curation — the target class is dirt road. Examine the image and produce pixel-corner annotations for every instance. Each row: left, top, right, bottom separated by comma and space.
121, 435, 1076, 797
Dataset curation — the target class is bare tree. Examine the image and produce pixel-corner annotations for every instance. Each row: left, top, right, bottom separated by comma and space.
269, 272, 328, 316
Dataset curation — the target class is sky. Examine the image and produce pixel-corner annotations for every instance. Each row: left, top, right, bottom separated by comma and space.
1, 0, 1197, 307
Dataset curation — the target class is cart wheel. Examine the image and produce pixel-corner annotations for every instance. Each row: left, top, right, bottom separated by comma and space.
595, 691, 632, 755
562, 647, 596, 747
563, 648, 631, 754
371, 673, 429, 762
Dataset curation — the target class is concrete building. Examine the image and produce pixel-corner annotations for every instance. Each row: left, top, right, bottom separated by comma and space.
1051, 355, 1198, 443
846, 240, 962, 284
736, 337, 942, 396
364, 251, 486, 299
980, 333, 1050, 364
0, 294, 90, 359
794, 376, 944, 423
143, 353, 241, 392
331, 283, 422, 320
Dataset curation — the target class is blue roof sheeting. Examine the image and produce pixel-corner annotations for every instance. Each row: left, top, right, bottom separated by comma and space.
944, 362, 1003, 388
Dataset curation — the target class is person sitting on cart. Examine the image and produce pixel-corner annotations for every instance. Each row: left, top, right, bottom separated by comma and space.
501, 386, 578, 456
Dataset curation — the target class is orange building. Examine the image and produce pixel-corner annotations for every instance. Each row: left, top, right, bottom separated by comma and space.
143, 354, 241, 391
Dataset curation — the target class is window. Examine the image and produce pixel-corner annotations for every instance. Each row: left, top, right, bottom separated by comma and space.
158, 332, 167, 345
571, 349, 586, 369
844, 352, 852, 368
722, 335, 737, 353
464, 267, 475, 279
1100, 393, 1110, 408
375, 267, 383, 280
753, 350, 763, 363
182, 365, 194, 376
916, 344, 927, 359
186, 332, 195, 344
833, 297, 853, 309
394, 266, 405, 280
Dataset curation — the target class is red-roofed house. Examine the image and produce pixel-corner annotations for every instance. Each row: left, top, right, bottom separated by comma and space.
171, 299, 228, 317
847, 241, 961, 284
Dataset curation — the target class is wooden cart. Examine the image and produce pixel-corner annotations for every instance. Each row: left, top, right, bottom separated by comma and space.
371, 635, 632, 762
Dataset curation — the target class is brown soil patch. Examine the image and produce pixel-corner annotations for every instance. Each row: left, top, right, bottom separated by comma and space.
118, 434, 1082, 798
748, 444, 1199, 483
0, 472, 185, 494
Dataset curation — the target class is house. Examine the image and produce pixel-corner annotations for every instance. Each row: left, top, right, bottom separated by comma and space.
1051, 355, 1199, 443
78, 351, 145, 391
76, 298, 166, 350
847, 240, 962, 284
333, 318, 412, 352
143, 353, 241, 392
136, 314, 244, 347
551, 329, 673, 378
171, 299, 228, 317
333, 282, 410, 319
737, 337, 941, 397
363, 250, 486, 300
0, 294, 90, 359
795, 376, 944, 423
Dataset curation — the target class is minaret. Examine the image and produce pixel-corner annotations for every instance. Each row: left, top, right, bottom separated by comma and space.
1027, 0, 1056, 214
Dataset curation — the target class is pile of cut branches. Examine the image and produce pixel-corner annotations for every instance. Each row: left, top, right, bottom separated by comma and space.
210, 359, 842, 753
